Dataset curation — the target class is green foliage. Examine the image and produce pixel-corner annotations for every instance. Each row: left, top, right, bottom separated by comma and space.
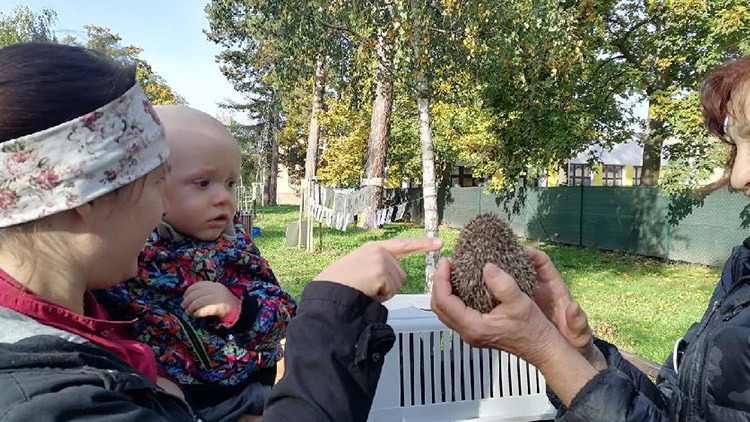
275, 83, 312, 185
658, 90, 729, 193
0, 5, 56, 47
221, 81, 283, 186
454, 1, 631, 187
63, 25, 185, 105
205, 0, 750, 193
316, 97, 370, 187
0, 8, 184, 106
597, 0, 750, 188
223, 117, 262, 187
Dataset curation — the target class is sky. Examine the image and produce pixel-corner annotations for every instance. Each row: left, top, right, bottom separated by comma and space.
3, 0, 245, 118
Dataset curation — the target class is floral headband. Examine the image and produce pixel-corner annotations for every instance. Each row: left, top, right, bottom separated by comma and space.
0, 84, 168, 228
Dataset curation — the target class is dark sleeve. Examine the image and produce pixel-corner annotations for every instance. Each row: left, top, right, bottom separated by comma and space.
596, 338, 669, 403
549, 339, 679, 422
263, 281, 395, 422
555, 368, 674, 422
0, 375, 192, 422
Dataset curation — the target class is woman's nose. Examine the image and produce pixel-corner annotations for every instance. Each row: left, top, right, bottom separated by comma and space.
730, 147, 750, 192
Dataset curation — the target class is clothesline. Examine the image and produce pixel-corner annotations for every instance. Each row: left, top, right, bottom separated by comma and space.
306, 181, 425, 231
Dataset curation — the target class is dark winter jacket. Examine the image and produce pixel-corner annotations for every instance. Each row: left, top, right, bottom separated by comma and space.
264, 281, 396, 421
0, 281, 395, 422
0, 306, 197, 422
554, 239, 750, 422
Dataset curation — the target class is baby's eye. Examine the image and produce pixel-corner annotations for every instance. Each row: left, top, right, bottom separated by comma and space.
227, 180, 237, 189
196, 179, 210, 188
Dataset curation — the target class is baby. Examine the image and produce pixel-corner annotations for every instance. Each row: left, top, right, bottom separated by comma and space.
99, 106, 296, 421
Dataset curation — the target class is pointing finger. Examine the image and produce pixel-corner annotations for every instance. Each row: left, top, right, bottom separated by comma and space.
371, 237, 443, 259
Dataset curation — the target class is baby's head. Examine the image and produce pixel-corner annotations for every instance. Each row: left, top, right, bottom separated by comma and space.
154, 105, 242, 241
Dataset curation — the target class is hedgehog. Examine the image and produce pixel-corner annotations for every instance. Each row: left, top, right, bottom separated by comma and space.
450, 213, 537, 313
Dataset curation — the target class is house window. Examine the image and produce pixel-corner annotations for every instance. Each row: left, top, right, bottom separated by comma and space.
602, 165, 623, 186
633, 166, 643, 186
568, 164, 591, 186
450, 165, 483, 187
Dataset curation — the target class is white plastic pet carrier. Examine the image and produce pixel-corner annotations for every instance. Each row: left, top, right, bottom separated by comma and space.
368, 295, 556, 422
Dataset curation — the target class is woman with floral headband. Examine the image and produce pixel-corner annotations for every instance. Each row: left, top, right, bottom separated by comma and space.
0, 43, 442, 422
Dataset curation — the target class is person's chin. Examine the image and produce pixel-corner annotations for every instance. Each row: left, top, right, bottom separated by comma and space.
196, 229, 223, 242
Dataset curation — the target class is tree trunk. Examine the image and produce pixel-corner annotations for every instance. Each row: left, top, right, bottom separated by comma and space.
303, 54, 326, 217
363, 2, 396, 228
411, 0, 439, 291
639, 18, 666, 187
417, 97, 439, 291
641, 101, 665, 186
261, 113, 271, 206
262, 170, 271, 206
268, 131, 279, 206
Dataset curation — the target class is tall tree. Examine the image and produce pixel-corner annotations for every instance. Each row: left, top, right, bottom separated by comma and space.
404, 0, 442, 289
304, 55, 327, 210
205, 0, 337, 215
597, 0, 750, 185
222, 82, 283, 206
361, 0, 397, 227
0, 5, 56, 47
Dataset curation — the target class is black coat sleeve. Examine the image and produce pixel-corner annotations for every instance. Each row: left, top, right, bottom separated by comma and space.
546, 337, 676, 422
547, 336, 670, 411
263, 281, 395, 422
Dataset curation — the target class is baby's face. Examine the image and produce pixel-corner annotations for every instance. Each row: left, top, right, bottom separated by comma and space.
162, 125, 242, 241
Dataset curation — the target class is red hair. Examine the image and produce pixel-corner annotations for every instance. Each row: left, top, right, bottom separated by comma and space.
701, 55, 750, 139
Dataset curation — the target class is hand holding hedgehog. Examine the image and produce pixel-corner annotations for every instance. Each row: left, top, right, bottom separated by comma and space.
430, 255, 599, 407
446, 213, 600, 365
430, 214, 602, 405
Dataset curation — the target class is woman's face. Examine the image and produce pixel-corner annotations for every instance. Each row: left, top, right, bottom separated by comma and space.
86, 165, 167, 289
727, 104, 750, 195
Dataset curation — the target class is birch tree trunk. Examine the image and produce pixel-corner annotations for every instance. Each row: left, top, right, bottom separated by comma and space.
411, 0, 439, 292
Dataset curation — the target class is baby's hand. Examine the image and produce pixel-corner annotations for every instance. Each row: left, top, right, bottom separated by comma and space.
182, 281, 241, 319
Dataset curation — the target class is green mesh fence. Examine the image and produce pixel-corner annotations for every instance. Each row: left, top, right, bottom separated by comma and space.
391, 186, 750, 267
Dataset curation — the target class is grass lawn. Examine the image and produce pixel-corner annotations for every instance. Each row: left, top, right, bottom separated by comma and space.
253, 205, 720, 364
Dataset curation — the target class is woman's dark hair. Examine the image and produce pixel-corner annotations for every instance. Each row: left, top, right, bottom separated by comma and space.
0, 43, 136, 142
701, 55, 750, 139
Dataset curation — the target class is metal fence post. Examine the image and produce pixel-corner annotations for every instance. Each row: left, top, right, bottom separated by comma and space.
579, 184, 584, 247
